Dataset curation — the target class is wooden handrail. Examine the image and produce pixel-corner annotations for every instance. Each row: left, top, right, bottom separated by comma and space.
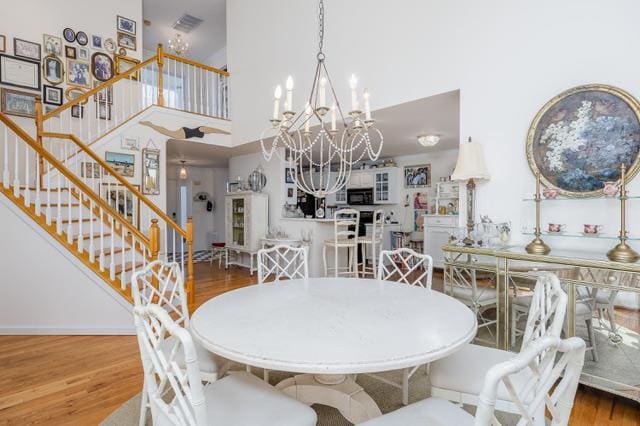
43, 56, 157, 120
163, 52, 230, 77
0, 112, 150, 247
41, 131, 188, 239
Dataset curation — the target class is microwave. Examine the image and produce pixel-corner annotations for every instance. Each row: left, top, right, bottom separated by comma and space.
347, 188, 374, 205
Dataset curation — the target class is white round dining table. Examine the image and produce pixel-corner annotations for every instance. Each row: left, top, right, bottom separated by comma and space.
190, 277, 477, 423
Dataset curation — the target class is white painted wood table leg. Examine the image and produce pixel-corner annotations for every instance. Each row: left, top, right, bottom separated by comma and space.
276, 374, 382, 424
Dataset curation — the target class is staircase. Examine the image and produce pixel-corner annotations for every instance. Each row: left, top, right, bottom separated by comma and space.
0, 44, 229, 312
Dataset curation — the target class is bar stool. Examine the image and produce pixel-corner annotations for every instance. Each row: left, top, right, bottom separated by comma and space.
323, 209, 359, 277
359, 209, 385, 278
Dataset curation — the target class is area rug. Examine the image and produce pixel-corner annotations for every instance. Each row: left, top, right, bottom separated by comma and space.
102, 366, 518, 425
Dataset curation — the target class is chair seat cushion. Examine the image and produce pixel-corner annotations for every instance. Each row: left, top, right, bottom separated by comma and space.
162, 334, 227, 377
204, 372, 317, 426
325, 239, 357, 246
430, 343, 531, 403
451, 286, 497, 304
358, 397, 473, 426
512, 294, 532, 307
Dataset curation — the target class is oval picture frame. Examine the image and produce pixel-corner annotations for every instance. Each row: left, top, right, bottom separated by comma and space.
91, 52, 114, 82
76, 31, 88, 46
526, 84, 640, 198
63, 27, 75, 43
64, 86, 89, 105
42, 54, 64, 85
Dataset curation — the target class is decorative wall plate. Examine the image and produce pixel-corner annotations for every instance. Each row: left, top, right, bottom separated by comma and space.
104, 38, 116, 53
526, 84, 640, 197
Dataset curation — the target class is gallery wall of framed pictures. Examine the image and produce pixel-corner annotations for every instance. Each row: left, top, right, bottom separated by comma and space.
0, 13, 138, 119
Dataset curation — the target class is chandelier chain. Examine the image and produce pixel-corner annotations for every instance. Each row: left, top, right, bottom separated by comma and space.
317, 0, 325, 59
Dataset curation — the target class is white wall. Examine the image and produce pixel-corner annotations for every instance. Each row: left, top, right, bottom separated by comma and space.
0, 197, 134, 334
228, 0, 640, 252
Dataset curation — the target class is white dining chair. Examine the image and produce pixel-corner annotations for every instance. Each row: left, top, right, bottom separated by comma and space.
257, 244, 309, 284
359, 209, 385, 278
131, 260, 231, 426
323, 208, 360, 277
430, 272, 567, 415
364, 248, 434, 405
134, 304, 318, 426
358, 335, 586, 426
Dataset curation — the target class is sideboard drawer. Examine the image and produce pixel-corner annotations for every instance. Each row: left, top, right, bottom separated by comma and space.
425, 215, 458, 227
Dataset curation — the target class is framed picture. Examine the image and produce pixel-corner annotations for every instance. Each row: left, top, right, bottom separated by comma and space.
118, 47, 127, 56
117, 32, 136, 51
414, 210, 426, 232
63, 28, 75, 43
404, 164, 431, 188
66, 59, 91, 88
413, 192, 428, 210
527, 84, 640, 198
91, 52, 114, 82
75, 31, 88, 46
102, 183, 140, 225
104, 38, 116, 53
93, 81, 113, 104
81, 162, 102, 178
0, 35, 5, 53
65, 86, 88, 105
42, 55, 64, 85
142, 148, 160, 195
117, 15, 136, 35
96, 103, 111, 120
114, 55, 140, 80
1, 88, 37, 118
70, 104, 84, 118
91, 35, 102, 49
0, 54, 41, 90
105, 151, 134, 177
285, 184, 296, 204
77, 47, 89, 61
43, 85, 63, 105
13, 38, 41, 61
121, 135, 139, 151
285, 167, 295, 184
43, 34, 62, 56
44, 104, 60, 117
64, 45, 76, 59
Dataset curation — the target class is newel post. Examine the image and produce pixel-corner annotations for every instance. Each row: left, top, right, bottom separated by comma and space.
186, 216, 195, 312
157, 43, 165, 107
35, 97, 44, 188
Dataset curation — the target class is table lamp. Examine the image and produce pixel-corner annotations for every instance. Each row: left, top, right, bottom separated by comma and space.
451, 137, 491, 245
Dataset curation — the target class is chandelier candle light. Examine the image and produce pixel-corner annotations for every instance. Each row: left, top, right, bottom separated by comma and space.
260, 0, 383, 198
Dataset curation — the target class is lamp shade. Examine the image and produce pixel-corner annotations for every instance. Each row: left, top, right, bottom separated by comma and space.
451, 139, 490, 181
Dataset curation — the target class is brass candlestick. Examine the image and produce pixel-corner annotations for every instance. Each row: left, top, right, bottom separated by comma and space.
607, 164, 639, 263
525, 172, 551, 255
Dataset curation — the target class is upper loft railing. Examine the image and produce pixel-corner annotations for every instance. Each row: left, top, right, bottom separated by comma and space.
41, 44, 229, 148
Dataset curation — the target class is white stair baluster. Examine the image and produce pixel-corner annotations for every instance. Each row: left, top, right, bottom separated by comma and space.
56, 140, 63, 235
181, 235, 185, 276
34, 151, 41, 215
120, 222, 126, 289
45, 153, 51, 224
12, 133, 19, 197
172, 227, 176, 263
99, 207, 105, 271
3, 126, 9, 188
109, 216, 116, 281
77, 184, 84, 253
89, 199, 95, 262
23, 143, 30, 206
186, 64, 191, 112
66, 143, 73, 244
131, 235, 136, 286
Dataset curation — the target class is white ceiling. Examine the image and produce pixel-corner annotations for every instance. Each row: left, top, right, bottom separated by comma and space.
166, 89, 460, 167
142, 0, 226, 62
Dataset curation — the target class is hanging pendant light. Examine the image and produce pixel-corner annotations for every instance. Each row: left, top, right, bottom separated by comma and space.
260, 0, 383, 198
179, 160, 188, 179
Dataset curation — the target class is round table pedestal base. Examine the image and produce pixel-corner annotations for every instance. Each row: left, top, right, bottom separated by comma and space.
276, 374, 382, 423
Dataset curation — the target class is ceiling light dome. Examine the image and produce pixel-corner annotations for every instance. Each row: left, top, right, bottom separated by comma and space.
417, 134, 440, 147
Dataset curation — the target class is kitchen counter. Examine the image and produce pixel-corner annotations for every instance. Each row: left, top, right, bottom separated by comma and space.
280, 217, 334, 223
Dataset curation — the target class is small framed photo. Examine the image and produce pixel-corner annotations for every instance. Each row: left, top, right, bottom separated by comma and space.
44, 104, 60, 117
43, 85, 63, 105
142, 148, 160, 195
91, 52, 114, 81
91, 35, 102, 49
65, 45, 76, 59
404, 164, 431, 188
66, 59, 91, 88
0, 35, 5, 53
105, 151, 135, 178
96, 103, 111, 120
42, 55, 64, 85
117, 32, 136, 51
1, 88, 37, 118
75, 31, 88, 46
115, 55, 140, 80
77, 47, 89, 61
104, 38, 116, 53
63, 28, 75, 43
0, 54, 41, 90
70, 104, 84, 118
13, 38, 41, 61
43, 34, 62, 56
121, 135, 140, 151
117, 16, 136, 35
285, 184, 296, 204
285, 167, 295, 184
93, 81, 113, 104
81, 162, 102, 178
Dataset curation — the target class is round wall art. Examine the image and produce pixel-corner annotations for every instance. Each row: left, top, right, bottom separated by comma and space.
526, 84, 640, 197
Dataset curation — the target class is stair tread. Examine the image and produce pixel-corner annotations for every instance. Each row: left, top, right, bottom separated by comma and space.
56, 218, 97, 224
114, 261, 145, 274
95, 247, 131, 255
73, 232, 112, 241
19, 186, 70, 191
37, 202, 80, 207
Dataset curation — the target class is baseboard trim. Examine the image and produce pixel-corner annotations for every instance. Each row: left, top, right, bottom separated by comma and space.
0, 326, 136, 335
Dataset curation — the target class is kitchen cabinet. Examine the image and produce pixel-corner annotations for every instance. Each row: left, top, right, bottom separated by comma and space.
423, 214, 458, 268
347, 171, 374, 188
373, 168, 400, 204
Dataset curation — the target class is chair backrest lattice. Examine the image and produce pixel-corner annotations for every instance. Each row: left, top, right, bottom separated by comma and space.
521, 272, 567, 350
378, 248, 433, 289
475, 336, 585, 426
333, 209, 360, 245
257, 244, 309, 284
134, 305, 207, 426
132, 260, 190, 327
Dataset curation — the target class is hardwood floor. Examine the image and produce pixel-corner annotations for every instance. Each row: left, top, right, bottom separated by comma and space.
0, 264, 638, 425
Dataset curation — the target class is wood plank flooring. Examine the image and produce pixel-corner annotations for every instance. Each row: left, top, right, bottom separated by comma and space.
0, 263, 638, 425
